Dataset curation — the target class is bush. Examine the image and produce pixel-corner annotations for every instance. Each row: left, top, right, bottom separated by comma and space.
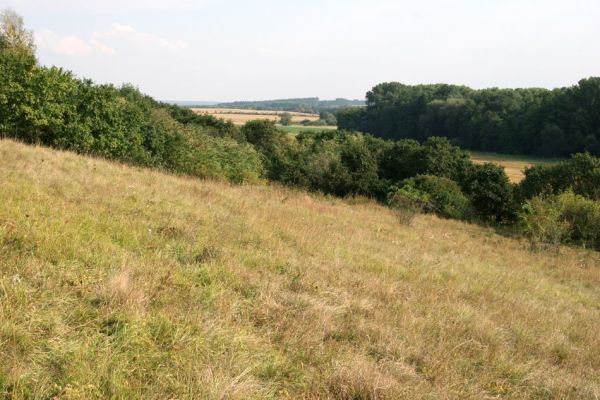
379, 137, 471, 183
241, 120, 282, 148
152, 109, 263, 183
517, 153, 600, 201
460, 163, 515, 222
399, 175, 471, 219
519, 190, 600, 250
279, 112, 293, 126
386, 184, 427, 225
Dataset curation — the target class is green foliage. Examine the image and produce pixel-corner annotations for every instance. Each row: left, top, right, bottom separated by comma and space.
338, 79, 600, 157
395, 175, 472, 219
460, 163, 515, 222
151, 110, 263, 183
297, 131, 381, 197
245, 121, 510, 221
6, 9, 600, 253
319, 110, 337, 125
387, 183, 428, 224
279, 112, 293, 126
0, 11, 263, 184
379, 137, 471, 183
336, 107, 368, 132
518, 153, 600, 201
164, 104, 243, 141
520, 190, 600, 250
241, 120, 281, 148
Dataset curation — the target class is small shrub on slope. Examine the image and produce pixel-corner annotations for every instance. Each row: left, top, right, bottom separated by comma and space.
520, 190, 600, 250
397, 175, 472, 220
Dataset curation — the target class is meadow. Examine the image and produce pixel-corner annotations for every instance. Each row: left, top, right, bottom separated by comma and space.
469, 152, 560, 183
278, 125, 338, 135
1, 139, 599, 399
191, 108, 320, 125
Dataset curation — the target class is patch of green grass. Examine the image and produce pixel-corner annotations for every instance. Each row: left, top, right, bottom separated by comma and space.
277, 125, 337, 135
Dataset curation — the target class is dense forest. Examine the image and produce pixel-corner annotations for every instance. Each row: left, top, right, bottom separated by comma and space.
212, 97, 365, 113
2, 9, 600, 251
337, 80, 600, 157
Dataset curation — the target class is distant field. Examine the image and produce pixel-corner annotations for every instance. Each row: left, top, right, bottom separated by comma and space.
470, 152, 561, 183
192, 107, 320, 125
278, 125, 337, 134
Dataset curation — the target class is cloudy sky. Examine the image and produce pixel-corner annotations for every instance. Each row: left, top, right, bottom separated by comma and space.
4, 0, 600, 101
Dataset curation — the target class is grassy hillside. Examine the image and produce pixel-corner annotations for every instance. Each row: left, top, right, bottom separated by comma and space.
1, 139, 599, 399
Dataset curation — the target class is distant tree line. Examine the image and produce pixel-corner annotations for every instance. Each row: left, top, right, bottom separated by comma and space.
213, 97, 364, 114
2, 9, 600, 251
337, 80, 600, 157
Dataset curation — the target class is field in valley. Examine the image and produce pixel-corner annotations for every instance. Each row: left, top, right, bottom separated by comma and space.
470, 152, 560, 183
278, 125, 338, 135
1, 140, 599, 399
192, 108, 321, 125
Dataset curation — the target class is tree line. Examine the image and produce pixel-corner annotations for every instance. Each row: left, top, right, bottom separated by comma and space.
2, 9, 599, 251
213, 97, 364, 114
337, 79, 600, 157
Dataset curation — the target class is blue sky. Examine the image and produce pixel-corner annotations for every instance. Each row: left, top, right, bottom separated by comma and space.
4, 0, 600, 101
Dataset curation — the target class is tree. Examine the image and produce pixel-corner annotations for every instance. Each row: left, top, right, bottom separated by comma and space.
279, 112, 293, 126
0, 9, 35, 53
391, 175, 471, 219
461, 163, 515, 222
341, 79, 600, 157
242, 120, 282, 147
0, 9, 37, 138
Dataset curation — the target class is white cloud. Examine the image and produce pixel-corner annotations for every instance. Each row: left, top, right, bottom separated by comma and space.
35, 23, 188, 57
90, 39, 116, 55
35, 30, 98, 56
94, 23, 189, 51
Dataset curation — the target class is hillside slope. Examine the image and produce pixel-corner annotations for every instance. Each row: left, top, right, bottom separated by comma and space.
1, 139, 599, 399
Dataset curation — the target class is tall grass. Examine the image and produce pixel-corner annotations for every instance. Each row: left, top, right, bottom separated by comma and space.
1, 139, 599, 399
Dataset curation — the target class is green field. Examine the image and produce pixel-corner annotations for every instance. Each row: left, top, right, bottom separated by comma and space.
2, 139, 600, 399
277, 125, 338, 134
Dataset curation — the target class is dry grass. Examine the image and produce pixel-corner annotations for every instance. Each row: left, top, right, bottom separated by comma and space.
192, 108, 320, 125
1, 139, 599, 399
470, 152, 559, 183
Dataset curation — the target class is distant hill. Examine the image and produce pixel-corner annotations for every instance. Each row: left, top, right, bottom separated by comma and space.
208, 97, 365, 113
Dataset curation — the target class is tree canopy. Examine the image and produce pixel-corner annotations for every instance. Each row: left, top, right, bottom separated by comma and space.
337, 80, 600, 157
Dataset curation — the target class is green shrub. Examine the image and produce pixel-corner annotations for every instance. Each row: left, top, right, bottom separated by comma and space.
1, 27, 264, 186
152, 109, 263, 183
386, 184, 428, 225
399, 175, 472, 219
460, 163, 515, 222
517, 153, 600, 201
519, 190, 600, 250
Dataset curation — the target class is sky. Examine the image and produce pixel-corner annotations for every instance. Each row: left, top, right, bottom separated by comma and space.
3, 0, 600, 102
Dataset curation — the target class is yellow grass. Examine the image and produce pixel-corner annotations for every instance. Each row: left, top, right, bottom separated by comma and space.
470, 153, 557, 183
192, 108, 320, 125
1, 139, 599, 399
